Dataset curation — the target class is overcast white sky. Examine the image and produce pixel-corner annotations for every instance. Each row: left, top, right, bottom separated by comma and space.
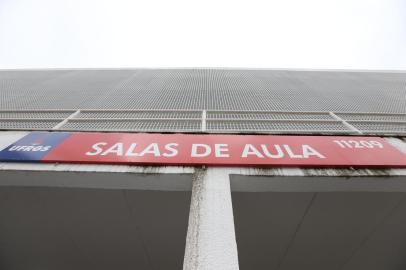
0, 0, 405, 70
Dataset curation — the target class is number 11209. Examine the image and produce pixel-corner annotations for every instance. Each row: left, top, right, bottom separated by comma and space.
333, 140, 383, 149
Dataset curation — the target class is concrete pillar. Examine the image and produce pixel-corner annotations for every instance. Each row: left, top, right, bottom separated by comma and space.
183, 167, 239, 270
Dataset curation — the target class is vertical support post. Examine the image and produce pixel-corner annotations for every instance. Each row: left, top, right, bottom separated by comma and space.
202, 110, 207, 132
329, 112, 362, 134
52, 110, 81, 130
183, 167, 239, 270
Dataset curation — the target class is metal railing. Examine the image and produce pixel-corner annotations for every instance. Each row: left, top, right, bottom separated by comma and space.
0, 109, 405, 136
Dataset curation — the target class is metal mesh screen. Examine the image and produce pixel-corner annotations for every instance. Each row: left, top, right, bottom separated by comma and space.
0, 119, 61, 130
207, 111, 334, 120
349, 122, 406, 134
0, 111, 73, 119
0, 69, 405, 135
1, 69, 405, 112
206, 120, 351, 133
62, 119, 202, 132
77, 110, 201, 119
337, 113, 406, 122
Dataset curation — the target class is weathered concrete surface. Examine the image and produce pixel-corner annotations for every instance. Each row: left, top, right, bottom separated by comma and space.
183, 168, 239, 270
1, 132, 406, 270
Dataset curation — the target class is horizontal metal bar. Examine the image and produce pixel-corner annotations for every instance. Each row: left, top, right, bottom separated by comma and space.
361, 131, 406, 135
3, 127, 403, 136
57, 128, 201, 132
0, 118, 63, 122
206, 130, 401, 135
0, 109, 405, 116
347, 120, 406, 124
0, 127, 58, 131
334, 112, 406, 116
65, 119, 353, 126
206, 119, 341, 123
208, 110, 332, 114
207, 128, 355, 134
0, 110, 77, 113
0, 109, 200, 113
0, 108, 406, 115
75, 109, 202, 113
1, 118, 404, 124
67, 118, 343, 123
67, 118, 202, 122
2, 127, 402, 135
209, 110, 406, 116
54, 128, 356, 135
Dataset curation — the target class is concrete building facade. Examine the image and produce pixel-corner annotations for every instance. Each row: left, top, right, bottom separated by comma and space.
0, 69, 406, 270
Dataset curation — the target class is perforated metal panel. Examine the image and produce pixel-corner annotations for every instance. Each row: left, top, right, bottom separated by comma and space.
0, 69, 405, 135
207, 111, 334, 120
0, 119, 61, 130
206, 120, 351, 134
77, 110, 201, 119
0, 111, 73, 119
62, 119, 202, 132
349, 122, 406, 134
337, 113, 406, 122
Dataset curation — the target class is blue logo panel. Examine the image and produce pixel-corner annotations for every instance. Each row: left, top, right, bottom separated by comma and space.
0, 132, 71, 162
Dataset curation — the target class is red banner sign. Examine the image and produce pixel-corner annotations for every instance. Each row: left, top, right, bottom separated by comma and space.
29, 132, 406, 167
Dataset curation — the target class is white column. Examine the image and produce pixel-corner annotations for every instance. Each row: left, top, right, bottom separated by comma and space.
183, 167, 239, 270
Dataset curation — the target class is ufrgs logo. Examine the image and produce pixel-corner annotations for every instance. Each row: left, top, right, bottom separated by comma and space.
0, 132, 71, 161
8, 138, 51, 152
